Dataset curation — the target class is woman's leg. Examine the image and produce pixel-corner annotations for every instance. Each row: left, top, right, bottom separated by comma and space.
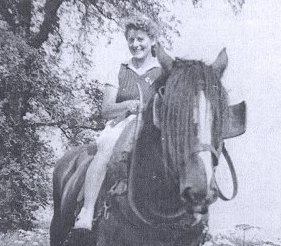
74, 149, 108, 229
74, 115, 136, 230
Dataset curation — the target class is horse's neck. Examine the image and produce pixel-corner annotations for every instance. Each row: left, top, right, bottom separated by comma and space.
128, 118, 180, 218
130, 122, 163, 194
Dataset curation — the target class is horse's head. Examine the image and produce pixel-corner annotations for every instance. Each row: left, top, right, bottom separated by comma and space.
152, 48, 229, 215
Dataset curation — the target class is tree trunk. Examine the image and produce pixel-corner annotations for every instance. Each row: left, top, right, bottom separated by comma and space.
30, 0, 64, 48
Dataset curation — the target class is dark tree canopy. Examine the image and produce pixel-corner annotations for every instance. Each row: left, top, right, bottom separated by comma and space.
0, 0, 245, 48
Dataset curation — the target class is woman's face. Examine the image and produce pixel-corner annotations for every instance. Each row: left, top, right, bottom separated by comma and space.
126, 29, 155, 60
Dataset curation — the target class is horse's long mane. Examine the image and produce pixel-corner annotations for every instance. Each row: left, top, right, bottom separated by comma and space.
160, 59, 229, 176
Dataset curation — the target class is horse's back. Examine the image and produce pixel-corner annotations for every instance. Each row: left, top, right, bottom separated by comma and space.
51, 120, 135, 246
51, 144, 97, 246
54, 144, 96, 192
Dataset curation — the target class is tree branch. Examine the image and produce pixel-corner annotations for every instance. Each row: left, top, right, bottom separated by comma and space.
35, 121, 104, 131
71, 125, 104, 131
0, 1, 17, 32
30, 0, 64, 48
58, 126, 71, 139
17, 0, 32, 37
35, 121, 64, 127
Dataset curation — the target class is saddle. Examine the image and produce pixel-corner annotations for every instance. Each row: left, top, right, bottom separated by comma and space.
223, 101, 246, 139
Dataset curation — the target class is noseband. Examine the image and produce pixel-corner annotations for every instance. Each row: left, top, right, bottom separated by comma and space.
193, 142, 238, 201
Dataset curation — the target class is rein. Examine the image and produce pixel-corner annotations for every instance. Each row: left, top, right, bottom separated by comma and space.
216, 143, 238, 201
128, 83, 155, 226
194, 142, 238, 201
128, 83, 237, 228
128, 84, 188, 227
134, 83, 144, 141
126, 80, 237, 242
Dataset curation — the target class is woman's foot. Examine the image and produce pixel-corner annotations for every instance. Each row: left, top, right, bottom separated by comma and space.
74, 207, 94, 230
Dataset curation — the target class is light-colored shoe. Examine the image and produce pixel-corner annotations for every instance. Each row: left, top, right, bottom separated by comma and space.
73, 207, 93, 230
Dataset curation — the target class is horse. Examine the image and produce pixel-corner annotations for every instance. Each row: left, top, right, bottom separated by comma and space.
50, 48, 244, 246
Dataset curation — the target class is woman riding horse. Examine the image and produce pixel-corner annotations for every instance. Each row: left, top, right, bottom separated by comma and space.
50, 18, 231, 246
73, 16, 164, 232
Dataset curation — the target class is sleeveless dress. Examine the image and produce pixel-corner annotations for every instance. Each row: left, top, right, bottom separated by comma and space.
116, 63, 162, 104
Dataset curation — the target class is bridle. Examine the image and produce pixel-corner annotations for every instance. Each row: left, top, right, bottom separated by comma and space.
190, 142, 238, 246
126, 84, 238, 246
194, 142, 238, 202
132, 84, 238, 217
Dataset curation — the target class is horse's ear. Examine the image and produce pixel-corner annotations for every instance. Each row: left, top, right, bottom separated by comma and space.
212, 48, 228, 79
152, 93, 162, 129
155, 42, 174, 73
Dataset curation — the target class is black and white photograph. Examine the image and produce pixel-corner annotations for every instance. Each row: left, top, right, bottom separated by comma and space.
0, 0, 280, 245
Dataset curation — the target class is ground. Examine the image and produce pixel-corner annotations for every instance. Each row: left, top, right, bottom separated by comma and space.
0, 205, 280, 246
0, 206, 52, 246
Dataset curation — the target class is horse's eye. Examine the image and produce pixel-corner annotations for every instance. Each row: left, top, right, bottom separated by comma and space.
158, 86, 165, 98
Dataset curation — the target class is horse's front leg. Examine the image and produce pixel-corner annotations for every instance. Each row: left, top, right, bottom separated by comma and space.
50, 214, 62, 246
50, 181, 63, 246
173, 227, 206, 246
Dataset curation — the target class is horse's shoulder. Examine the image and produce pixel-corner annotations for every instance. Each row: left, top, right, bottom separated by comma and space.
53, 143, 97, 192
55, 143, 96, 166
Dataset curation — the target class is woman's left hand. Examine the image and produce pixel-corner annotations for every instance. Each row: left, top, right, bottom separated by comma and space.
126, 100, 140, 114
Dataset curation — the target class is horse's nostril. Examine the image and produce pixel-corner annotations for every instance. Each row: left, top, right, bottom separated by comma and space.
181, 187, 207, 205
199, 206, 208, 214
181, 188, 192, 201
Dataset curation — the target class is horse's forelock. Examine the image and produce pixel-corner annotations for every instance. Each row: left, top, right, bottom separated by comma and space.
160, 59, 229, 175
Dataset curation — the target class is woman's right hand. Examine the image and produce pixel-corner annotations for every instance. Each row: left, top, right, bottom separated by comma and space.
126, 100, 140, 114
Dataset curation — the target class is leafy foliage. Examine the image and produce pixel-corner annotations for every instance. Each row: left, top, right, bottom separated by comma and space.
192, 0, 245, 13
0, 24, 104, 230
209, 229, 281, 246
0, 28, 54, 231
199, 224, 281, 246
0, 0, 246, 49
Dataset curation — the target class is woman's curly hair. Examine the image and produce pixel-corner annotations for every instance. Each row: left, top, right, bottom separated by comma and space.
124, 16, 159, 39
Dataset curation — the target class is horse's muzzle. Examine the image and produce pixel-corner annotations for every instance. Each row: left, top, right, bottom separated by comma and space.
180, 186, 217, 220
180, 187, 206, 205
180, 178, 219, 205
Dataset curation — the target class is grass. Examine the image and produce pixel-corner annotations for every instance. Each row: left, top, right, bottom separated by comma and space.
0, 206, 280, 246
0, 206, 52, 246
0, 228, 49, 246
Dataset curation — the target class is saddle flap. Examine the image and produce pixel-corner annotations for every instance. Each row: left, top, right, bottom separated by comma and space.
223, 101, 247, 139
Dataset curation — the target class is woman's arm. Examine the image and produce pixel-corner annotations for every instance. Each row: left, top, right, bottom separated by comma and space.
101, 85, 140, 120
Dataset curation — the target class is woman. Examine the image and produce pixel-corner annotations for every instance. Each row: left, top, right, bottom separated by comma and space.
74, 16, 164, 231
